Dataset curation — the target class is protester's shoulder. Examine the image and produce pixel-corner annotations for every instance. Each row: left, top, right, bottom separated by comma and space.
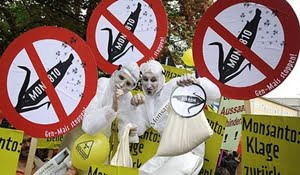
96, 78, 110, 91
98, 77, 110, 84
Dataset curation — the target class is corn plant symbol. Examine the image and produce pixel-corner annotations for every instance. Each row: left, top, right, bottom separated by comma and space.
14, 54, 74, 113
209, 9, 262, 84
101, 3, 142, 63
172, 92, 205, 114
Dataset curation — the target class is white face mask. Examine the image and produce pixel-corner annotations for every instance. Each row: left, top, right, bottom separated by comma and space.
141, 72, 160, 96
111, 69, 137, 94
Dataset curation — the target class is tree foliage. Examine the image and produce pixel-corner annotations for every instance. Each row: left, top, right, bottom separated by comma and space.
0, 0, 212, 68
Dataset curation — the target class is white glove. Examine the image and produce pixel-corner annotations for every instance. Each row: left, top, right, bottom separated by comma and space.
129, 124, 139, 143
130, 94, 145, 106
129, 124, 138, 137
112, 89, 124, 111
177, 74, 196, 86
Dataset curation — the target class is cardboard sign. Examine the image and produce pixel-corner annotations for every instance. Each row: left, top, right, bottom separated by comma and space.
218, 96, 245, 151
87, 0, 168, 74
242, 114, 300, 175
0, 26, 97, 138
0, 128, 24, 174
193, 0, 299, 99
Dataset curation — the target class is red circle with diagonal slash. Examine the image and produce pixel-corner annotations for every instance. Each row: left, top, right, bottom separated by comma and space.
87, 0, 168, 74
193, 0, 299, 100
0, 26, 97, 138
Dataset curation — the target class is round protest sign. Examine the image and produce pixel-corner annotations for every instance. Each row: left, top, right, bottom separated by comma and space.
170, 84, 207, 118
0, 26, 97, 138
87, 0, 168, 74
193, 0, 300, 99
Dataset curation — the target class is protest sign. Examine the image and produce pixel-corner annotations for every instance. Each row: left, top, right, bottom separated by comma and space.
0, 128, 24, 174
242, 114, 300, 175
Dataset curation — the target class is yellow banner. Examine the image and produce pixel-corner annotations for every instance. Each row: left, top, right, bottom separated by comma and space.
218, 96, 245, 151
37, 136, 63, 149
130, 128, 160, 168
86, 165, 138, 175
0, 127, 24, 174
200, 110, 227, 175
162, 65, 192, 82
242, 114, 300, 175
110, 120, 160, 169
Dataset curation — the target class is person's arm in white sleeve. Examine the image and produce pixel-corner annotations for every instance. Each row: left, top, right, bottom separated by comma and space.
82, 78, 117, 135
196, 77, 221, 104
118, 94, 149, 143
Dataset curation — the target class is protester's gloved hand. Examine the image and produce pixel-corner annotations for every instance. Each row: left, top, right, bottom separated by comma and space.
129, 124, 139, 143
177, 74, 196, 86
130, 94, 145, 106
112, 89, 124, 112
129, 124, 138, 137
65, 161, 77, 175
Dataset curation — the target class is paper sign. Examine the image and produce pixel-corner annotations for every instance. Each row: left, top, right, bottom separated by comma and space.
242, 114, 300, 175
0, 128, 24, 175
218, 96, 245, 151
34, 148, 70, 175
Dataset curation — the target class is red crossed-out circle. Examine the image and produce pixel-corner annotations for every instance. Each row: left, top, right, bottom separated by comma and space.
0, 26, 97, 138
193, 0, 299, 100
87, 0, 168, 74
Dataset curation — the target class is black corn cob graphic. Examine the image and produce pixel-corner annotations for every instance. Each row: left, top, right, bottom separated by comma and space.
173, 92, 205, 113
102, 3, 142, 63
210, 9, 261, 83
14, 54, 74, 113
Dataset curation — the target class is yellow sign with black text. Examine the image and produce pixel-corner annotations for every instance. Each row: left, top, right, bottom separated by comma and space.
37, 136, 64, 149
0, 127, 24, 175
199, 110, 227, 175
87, 165, 138, 175
162, 65, 192, 82
242, 115, 300, 175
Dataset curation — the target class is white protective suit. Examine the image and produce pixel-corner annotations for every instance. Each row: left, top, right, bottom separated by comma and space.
122, 60, 220, 175
82, 62, 140, 139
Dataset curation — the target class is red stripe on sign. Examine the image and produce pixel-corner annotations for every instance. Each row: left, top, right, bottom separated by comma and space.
103, 9, 152, 57
25, 44, 67, 120
209, 18, 274, 77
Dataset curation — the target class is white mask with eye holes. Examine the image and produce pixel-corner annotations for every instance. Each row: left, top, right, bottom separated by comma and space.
110, 62, 140, 94
140, 60, 165, 96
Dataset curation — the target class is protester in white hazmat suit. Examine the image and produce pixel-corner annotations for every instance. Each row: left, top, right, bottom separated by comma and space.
82, 62, 140, 139
61, 62, 140, 175
125, 60, 220, 175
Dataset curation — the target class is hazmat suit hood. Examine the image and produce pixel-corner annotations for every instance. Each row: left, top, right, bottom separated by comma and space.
140, 60, 165, 96
109, 62, 140, 93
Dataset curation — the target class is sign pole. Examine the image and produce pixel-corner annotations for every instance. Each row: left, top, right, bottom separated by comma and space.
244, 100, 251, 114
25, 137, 37, 175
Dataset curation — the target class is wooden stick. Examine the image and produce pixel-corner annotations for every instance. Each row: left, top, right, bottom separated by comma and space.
244, 100, 251, 114
25, 137, 37, 175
